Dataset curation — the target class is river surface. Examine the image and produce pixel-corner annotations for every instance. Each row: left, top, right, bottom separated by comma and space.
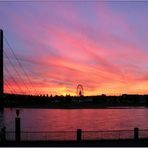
1, 107, 148, 131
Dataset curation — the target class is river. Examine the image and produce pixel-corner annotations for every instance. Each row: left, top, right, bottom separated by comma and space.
1, 107, 148, 132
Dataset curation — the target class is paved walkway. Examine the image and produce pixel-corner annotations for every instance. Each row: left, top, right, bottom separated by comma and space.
1, 139, 148, 147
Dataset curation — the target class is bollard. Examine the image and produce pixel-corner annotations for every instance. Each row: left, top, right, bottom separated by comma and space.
77, 129, 82, 141
134, 128, 139, 140
1, 127, 6, 142
15, 110, 20, 142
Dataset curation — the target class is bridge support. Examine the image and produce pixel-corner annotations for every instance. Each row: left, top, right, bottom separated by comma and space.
0, 29, 4, 109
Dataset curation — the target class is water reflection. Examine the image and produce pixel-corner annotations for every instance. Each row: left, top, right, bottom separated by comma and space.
3, 108, 148, 131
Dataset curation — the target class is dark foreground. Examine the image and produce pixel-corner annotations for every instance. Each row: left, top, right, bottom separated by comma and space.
1, 139, 148, 147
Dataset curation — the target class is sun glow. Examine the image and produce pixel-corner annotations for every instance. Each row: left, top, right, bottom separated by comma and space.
2, 2, 148, 96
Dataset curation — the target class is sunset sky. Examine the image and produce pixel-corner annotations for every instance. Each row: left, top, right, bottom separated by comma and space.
0, 1, 148, 96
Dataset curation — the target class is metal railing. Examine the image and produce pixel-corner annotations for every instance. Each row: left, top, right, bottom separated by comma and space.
5, 131, 15, 141
1, 128, 148, 142
21, 131, 76, 141
139, 129, 148, 139
4, 131, 76, 141
82, 130, 134, 140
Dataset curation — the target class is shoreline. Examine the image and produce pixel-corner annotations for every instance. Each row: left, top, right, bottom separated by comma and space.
4, 105, 148, 109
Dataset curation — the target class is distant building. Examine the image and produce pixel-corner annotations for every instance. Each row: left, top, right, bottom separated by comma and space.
139, 96, 146, 104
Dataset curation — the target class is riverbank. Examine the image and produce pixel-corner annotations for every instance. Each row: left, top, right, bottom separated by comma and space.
4, 93, 148, 109
4, 104, 148, 109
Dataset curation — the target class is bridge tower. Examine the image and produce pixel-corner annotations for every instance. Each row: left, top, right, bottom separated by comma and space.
0, 29, 4, 109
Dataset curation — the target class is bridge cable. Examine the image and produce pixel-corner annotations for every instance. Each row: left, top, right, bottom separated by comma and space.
4, 36, 38, 95
4, 65, 24, 94
4, 51, 31, 95
4, 80, 16, 94
5, 79, 17, 94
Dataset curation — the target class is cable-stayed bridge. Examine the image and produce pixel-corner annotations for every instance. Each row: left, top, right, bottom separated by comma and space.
0, 29, 41, 108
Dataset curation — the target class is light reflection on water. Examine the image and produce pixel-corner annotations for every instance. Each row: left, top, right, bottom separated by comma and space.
1, 108, 148, 131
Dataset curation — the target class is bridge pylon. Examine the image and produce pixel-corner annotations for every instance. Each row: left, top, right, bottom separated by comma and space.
0, 29, 4, 109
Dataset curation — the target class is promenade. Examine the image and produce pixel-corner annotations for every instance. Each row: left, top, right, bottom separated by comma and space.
1, 139, 148, 147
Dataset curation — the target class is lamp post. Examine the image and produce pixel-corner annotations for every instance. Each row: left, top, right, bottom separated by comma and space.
15, 109, 21, 142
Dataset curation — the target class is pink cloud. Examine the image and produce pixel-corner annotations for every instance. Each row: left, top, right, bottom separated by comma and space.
2, 2, 148, 95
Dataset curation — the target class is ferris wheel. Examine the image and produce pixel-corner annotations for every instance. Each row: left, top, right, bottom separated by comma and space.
76, 84, 84, 96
